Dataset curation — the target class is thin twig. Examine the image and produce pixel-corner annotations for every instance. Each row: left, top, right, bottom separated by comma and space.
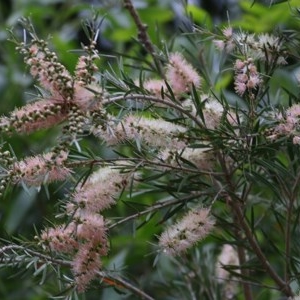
106, 94, 204, 129
0, 244, 155, 300
67, 157, 223, 176
97, 270, 155, 300
122, 0, 164, 77
109, 192, 208, 230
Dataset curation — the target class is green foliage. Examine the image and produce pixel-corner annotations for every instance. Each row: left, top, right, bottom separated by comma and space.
2, 0, 300, 300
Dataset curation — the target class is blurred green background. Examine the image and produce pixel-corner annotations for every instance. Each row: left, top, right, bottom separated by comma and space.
1, 0, 300, 299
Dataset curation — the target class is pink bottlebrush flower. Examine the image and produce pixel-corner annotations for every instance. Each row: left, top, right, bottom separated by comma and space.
93, 116, 127, 146
234, 81, 247, 96
213, 39, 225, 51
247, 74, 261, 89
42, 212, 109, 293
236, 73, 248, 83
287, 104, 300, 124
216, 244, 240, 299
13, 150, 71, 186
72, 243, 102, 292
75, 55, 98, 84
143, 79, 167, 99
166, 52, 201, 95
234, 59, 245, 71
24, 41, 74, 99
222, 27, 233, 38
124, 115, 187, 149
8, 99, 67, 134
97, 114, 188, 149
159, 207, 215, 255
40, 223, 78, 253
159, 147, 214, 171
266, 106, 300, 141
70, 166, 131, 214
203, 99, 224, 129
73, 83, 103, 112
234, 58, 260, 96
216, 244, 240, 281
76, 213, 108, 251
293, 136, 300, 145
214, 27, 235, 53
271, 122, 294, 137
270, 104, 300, 139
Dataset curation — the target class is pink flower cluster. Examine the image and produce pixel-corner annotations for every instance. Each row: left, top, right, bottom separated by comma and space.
95, 114, 188, 149
158, 207, 215, 255
68, 166, 132, 213
41, 213, 108, 292
159, 147, 215, 171
234, 58, 261, 97
41, 164, 137, 291
141, 52, 201, 99
1, 38, 104, 135
213, 27, 235, 52
12, 151, 70, 186
268, 104, 300, 144
214, 28, 287, 65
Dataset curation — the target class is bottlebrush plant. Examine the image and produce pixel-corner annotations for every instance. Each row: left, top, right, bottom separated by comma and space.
1, 1, 300, 299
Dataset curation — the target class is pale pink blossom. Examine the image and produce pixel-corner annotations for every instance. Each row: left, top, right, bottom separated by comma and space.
70, 166, 132, 214
270, 104, 300, 140
234, 59, 245, 70
159, 207, 215, 255
24, 41, 73, 99
96, 114, 188, 149
216, 244, 240, 299
13, 151, 71, 186
214, 27, 235, 52
257, 34, 287, 65
234, 58, 260, 96
287, 104, 300, 124
159, 147, 214, 171
143, 79, 167, 99
72, 243, 102, 292
203, 99, 224, 129
222, 27, 233, 38
76, 213, 108, 248
166, 52, 201, 95
8, 99, 67, 134
41, 223, 78, 253
73, 83, 103, 111
234, 82, 247, 96
42, 211, 109, 292
213, 39, 225, 50
293, 136, 300, 145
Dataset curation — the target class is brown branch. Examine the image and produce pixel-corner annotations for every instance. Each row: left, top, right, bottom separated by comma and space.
231, 202, 293, 296
123, 0, 164, 77
97, 270, 155, 300
217, 152, 293, 298
233, 215, 253, 300
284, 172, 300, 283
